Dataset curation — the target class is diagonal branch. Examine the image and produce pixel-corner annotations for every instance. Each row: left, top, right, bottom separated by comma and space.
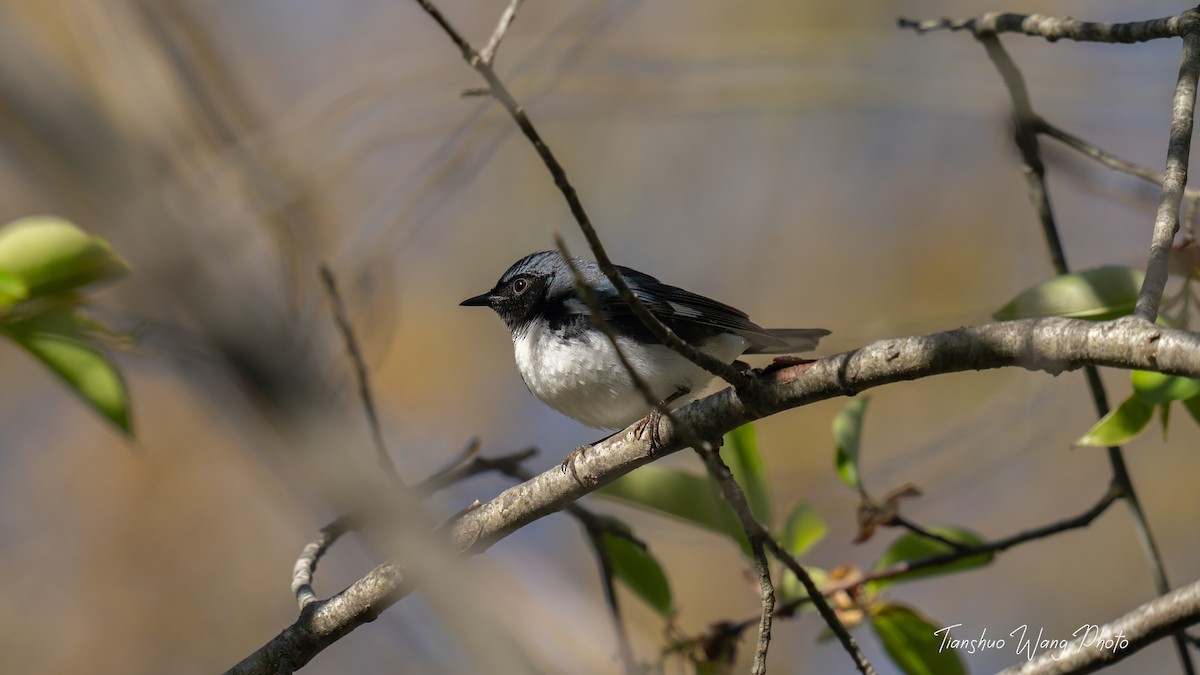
1137, 30, 1200, 322
319, 265, 403, 485
696, 444, 875, 675
411, 0, 753, 392
479, 0, 525, 65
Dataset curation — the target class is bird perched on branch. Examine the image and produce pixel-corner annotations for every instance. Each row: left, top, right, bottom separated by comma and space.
461, 251, 829, 431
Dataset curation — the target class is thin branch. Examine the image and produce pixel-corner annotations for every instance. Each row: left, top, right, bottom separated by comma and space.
478, 0, 525, 65
1036, 120, 1200, 201
713, 482, 1122, 640
695, 445, 873, 675
425, 436, 481, 477
319, 264, 403, 485
413, 447, 538, 495
995, 577, 1200, 675
227, 318, 1200, 674
976, 33, 1068, 272
553, 234, 680, 450
891, 515, 970, 552
1137, 31, 1200, 322
748, 538, 774, 675
898, 9, 1199, 44
291, 514, 363, 610
411, 0, 752, 392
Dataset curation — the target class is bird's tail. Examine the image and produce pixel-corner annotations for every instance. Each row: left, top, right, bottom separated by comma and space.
744, 327, 830, 355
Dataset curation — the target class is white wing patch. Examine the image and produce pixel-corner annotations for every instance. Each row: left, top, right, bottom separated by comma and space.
667, 301, 702, 318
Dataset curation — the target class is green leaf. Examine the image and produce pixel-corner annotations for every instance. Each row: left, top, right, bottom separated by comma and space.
1131, 370, 1200, 404
871, 603, 966, 675
833, 397, 869, 491
1073, 395, 1154, 447
870, 526, 992, 591
1184, 394, 1200, 426
720, 423, 772, 526
598, 465, 746, 550
0, 216, 130, 298
590, 516, 673, 618
993, 265, 1144, 321
0, 270, 27, 307
781, 502, 826, 559
1, 306, 131, 434
778, 565, 828, 604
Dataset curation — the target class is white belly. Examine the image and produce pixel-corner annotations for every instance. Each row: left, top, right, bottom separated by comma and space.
513, 319, 748, 429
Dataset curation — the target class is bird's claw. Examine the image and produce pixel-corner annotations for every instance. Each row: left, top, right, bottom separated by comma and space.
633, 407, 665, 456
560, 444, 589, 479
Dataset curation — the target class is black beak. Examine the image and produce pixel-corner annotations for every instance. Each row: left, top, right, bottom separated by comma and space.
460, 292, 492, 307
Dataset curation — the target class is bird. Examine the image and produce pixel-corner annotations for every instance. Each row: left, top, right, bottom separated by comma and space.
461, 250, 830, 432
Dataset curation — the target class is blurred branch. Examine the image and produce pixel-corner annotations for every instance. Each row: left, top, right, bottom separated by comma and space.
319, 264, 403, 485
995, 577, 1200, 675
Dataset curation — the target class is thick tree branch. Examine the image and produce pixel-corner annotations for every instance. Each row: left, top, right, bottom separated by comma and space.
995, 577, 1200, 675
225, 316, 1200, 674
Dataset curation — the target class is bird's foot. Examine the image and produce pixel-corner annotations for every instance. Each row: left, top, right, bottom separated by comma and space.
632, 387, 689, 456
632, 407, 665, 456
560, 444, 590, 478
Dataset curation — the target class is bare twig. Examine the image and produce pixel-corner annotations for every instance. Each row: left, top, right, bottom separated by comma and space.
709, 482, 1122, 641
413, 447, 538, 495
478, 0, 525, 65
891, 515, 970, 552
1138, 31, 1200, 321
411, 0, 753, 392
976, 34, 1069, 272
899, 9, 1199, 44
695, 445, 874, 675
319, 264, 403, 485
426, 437, 481, 476
291, 514, 363, 610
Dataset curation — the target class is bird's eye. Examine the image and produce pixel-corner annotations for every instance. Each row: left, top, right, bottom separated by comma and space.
512, 278, 530, 295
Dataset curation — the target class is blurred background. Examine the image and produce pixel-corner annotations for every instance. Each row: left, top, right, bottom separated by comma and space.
0, 0, 1197, 673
